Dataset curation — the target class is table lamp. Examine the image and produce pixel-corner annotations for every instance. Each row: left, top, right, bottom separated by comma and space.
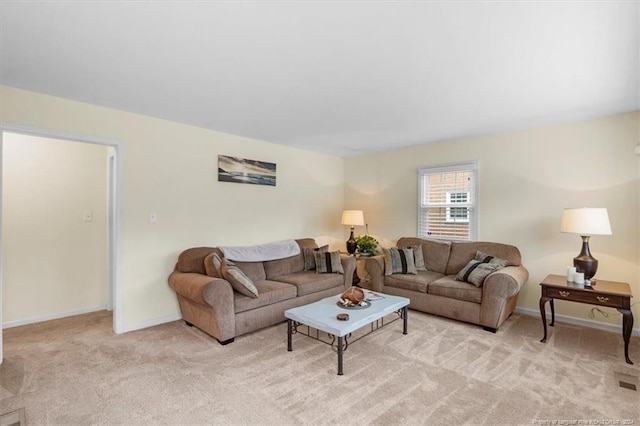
341, 210, 364, 254
560, 207, 612, 285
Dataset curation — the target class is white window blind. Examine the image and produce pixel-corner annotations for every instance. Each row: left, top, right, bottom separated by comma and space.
418, 162, 478, 240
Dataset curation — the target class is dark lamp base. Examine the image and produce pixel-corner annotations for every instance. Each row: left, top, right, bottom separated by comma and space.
574, 236, 598, 281
346, 227, 357, 255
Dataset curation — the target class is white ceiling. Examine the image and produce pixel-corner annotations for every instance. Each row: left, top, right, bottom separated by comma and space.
1, 1, 638, 157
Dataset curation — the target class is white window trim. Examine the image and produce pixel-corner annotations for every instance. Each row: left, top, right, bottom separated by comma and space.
417, 160, 479, 241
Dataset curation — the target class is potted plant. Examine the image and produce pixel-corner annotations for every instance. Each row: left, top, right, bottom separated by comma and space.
355, 234, 379, 257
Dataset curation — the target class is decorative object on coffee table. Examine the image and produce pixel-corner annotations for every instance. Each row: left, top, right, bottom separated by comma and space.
342, 286, 365, 303
338, 286, 369, 308
341, 210, 364, 254
560, 207, 612, 286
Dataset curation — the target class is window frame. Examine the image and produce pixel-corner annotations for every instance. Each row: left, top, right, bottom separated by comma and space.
417, 161, 479, 241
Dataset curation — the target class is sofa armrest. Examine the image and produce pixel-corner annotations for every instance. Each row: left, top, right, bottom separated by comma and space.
483, 266, 529, 299
480, 265, 529, 328
363, 255, 385, 292
168, 271, 237, 341
340, 254, 357, 289
169, 271, 234, 306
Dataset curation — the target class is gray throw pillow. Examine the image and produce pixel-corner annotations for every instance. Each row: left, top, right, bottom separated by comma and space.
303, 245, 329, 271
383, 247, 417, 276
411, 245, 427, 271
313, 251, 344, 274
221, 259, 259, 298
456, 259, 504, 287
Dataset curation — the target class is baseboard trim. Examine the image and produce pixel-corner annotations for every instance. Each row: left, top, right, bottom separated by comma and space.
2, 305, 109, 329
515, 307, 640, 337
121, 313, 181, 333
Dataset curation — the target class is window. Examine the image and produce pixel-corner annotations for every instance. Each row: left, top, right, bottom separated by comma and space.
446, 191, 470, 223
418, 162, 478, 240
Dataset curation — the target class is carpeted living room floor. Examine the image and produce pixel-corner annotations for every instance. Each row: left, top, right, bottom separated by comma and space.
0, 309, 638, 425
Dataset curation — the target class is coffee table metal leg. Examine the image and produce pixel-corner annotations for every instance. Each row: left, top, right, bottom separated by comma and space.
337, 336, 344, 376
287, 319, 292, 351
402, 306, 408, 335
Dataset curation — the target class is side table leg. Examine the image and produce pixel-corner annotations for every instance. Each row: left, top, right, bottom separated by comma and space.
617, 308, 634, 365
549, 299, 555, 327
539, 296, 550, 343
402, 306, 408, 335
287, 319, 292, 352
337, 336, 344, 376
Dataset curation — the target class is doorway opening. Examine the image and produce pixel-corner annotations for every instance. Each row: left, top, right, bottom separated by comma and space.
0, 124, 123, 364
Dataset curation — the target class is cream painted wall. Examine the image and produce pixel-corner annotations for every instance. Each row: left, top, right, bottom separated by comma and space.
2, 133, 108, 322
345, 112, 640, 331
0, 85, 344, 328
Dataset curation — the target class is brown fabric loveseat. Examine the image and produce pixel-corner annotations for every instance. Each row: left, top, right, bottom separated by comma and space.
364, 237, 529, 332
168, 238, 355, 344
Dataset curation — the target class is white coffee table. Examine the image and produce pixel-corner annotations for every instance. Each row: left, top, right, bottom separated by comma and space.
285, 291, 409, 375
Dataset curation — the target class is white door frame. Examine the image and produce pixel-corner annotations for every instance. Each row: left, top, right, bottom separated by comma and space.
0, 124, 124, 364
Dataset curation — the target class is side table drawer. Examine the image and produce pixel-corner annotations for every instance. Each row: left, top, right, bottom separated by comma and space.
546, 287, 624, 308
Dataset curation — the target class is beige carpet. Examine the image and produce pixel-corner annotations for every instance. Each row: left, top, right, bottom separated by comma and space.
1, 310, 638, 425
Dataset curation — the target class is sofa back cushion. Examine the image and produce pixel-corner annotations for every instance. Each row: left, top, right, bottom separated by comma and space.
264, 238, 317, 279
176, 247, 216, 274
446, 241, 521, 275
397, 237, 451, 274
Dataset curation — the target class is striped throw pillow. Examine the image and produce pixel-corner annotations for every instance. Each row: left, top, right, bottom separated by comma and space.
313, 251, 344, 274
383, 247, 417, 276
221, 259, 259, 298
455, 259, 504, 287
303, 245, 329, 271
474, 250, 510, 267
411, 245, 427, 271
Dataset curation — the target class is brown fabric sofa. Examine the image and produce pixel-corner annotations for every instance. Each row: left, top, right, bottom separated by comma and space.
364, 237, 529, 332
168, 238, 355, 344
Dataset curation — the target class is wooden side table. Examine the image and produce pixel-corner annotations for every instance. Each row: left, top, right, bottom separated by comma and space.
539, 274, 634, 364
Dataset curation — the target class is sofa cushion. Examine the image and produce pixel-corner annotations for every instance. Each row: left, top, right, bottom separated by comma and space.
397, 238, 451, 274
204, 252, 223, 278
428, 275, 483, 303
275, 271, 343, 296
314, 251, 344, 274
383, 247, 417, 276
234, 280, 298, 313
221, 259, 259, 298
475, 250, 510, 267
263, 238, 316, 279
233, 260, 267, 282
455, 259, 504, 287
385, 270, 444, 293
303, 245, 329, 271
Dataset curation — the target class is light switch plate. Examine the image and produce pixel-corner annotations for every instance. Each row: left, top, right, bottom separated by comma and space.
83, 210, 93, 222
149, 212, 157, 223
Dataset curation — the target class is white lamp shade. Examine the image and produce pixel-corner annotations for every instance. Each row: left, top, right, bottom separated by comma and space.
341, 210, 364, 226
560, 207, 612, 236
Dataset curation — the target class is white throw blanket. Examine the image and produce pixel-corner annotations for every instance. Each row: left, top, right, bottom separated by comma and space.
220, 239, 300, 262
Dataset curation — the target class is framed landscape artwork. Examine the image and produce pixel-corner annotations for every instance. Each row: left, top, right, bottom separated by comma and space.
218, 155, 277, 186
